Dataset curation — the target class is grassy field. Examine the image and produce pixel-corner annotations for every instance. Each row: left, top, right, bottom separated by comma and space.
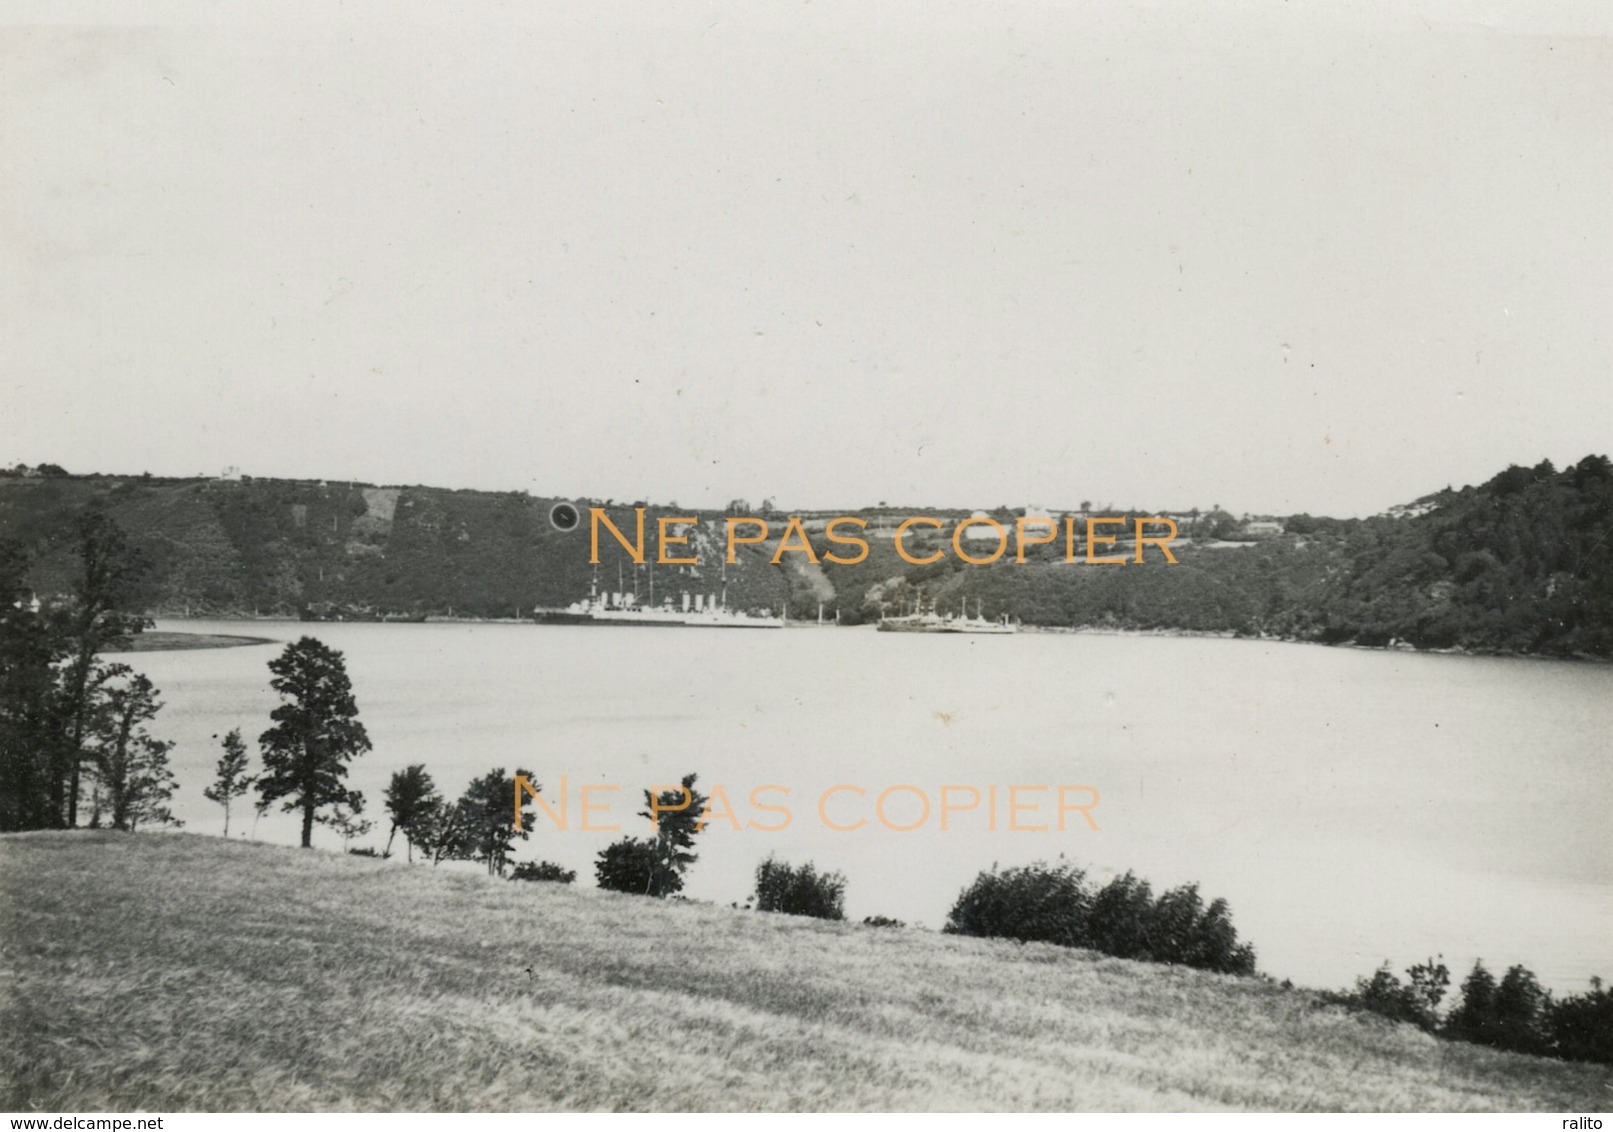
1, 832, 1605, 1112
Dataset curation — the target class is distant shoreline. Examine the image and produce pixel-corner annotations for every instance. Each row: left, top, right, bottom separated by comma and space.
1022, 623, 1610, 663
102, 630, 279, 654
126, 616, 1608, 664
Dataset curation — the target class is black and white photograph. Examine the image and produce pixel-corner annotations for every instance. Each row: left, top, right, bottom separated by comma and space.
2, 0, 1610, 1116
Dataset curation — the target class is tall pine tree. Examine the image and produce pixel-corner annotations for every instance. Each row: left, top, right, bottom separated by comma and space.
256, 637, 371, 848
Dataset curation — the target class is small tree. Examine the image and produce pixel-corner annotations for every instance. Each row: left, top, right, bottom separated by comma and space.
595, 836, 681, 896
202, 728, 254, 836
317, 797, 373, 854
86, 664, 179, 833
753, 855, 846, 920
596, 773, 710, 898
1334, 958, 1448, 1032
1405, 957, 1452, 1026
256, 637, 372, 848
383, 763, 440, 861
455, 767, 536, 876
640, 772, 708, 885
410, 796, 474, 866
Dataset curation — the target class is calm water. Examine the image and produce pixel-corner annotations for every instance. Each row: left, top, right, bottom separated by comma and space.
128, 619, 1612, 993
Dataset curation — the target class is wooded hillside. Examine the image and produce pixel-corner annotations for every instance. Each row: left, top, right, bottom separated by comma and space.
2, 455, 1607, 657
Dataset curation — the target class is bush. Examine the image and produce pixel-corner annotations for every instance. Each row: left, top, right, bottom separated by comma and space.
862, 915, 905, 929
594, 773, 709, 898
595, 836, 682, 897
1085, 871, 1156, 961
943, 860, 1090, 948
944, 861, 1257, 976
1145, 884, 1258, 976
753, 855, 846, 920
510, 860, 575, 885
1327, 958, 1449, 1032
1546, 977, 1613, 1065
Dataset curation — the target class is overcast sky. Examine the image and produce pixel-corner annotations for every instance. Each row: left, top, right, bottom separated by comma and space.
4, 1, 1610, 517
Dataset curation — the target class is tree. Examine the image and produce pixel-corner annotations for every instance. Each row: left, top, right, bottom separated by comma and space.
1547, 976, 1613, 1065
250, 793, 270, 840
0, 542, 67, 832
1492, 964, 1551, 1056
383, 763, 440, 861
317, 798, 373, 853
640, 773, 708, 885
1337, 958, 1447, 1032
1445, 960, 1499, 1046
85, 665, 180, 833
202, 728, 254, 836
0, 512, 153, 831
596, 773, 710, 897
409, 796, 474, 866
753, 855, 846, 920
595, 837, 681, 897
454, 767, 536, 876
56, 509, 153, 827
256, 636, 372, 848
1404, 957, 1452, 1028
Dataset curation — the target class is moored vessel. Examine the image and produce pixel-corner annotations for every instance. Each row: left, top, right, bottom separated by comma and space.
532, 571, 783, 628
877, 597, 1016, 634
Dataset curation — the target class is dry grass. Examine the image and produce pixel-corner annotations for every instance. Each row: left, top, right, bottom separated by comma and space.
1, 832, 1605, 1111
